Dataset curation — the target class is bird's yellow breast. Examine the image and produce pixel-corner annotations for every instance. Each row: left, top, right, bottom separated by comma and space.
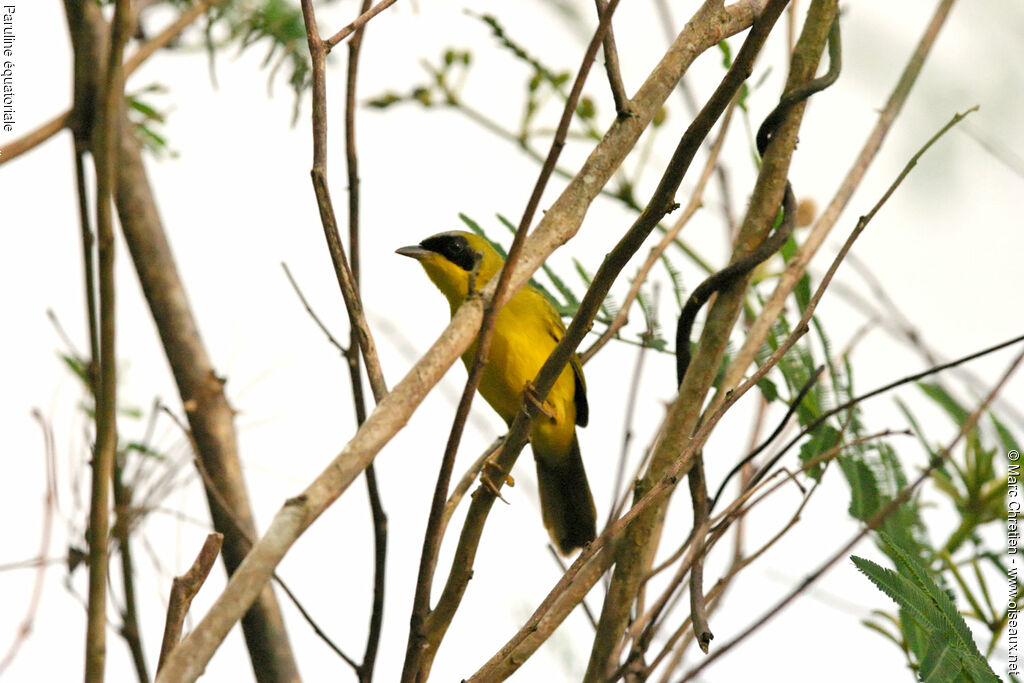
466, 287, 578, 455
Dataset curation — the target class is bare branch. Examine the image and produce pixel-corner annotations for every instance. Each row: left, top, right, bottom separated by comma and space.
0, 412, 57, 676
157, 533, 224, 672
0, 112, 68, 166
281, 263, 348, 357
324, 0, 399, 51
113, 463, 150, 682
299, 0, 388, 403
594, 0, 629, 116
340, 3, 390, 678
84, 0, 133, 677
686, 461, 712, 653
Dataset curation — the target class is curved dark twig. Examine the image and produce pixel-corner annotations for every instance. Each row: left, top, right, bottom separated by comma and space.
675, 17, 842, 387
709, 365, 824, 511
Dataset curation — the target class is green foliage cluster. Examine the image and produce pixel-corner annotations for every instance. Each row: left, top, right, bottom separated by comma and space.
130, 0, 314, 147
127, 85, 176, 159
853, 535, 1000, 683
58, 343, 177, 567
857, 384, 1017, 680
214, 0, 311, 123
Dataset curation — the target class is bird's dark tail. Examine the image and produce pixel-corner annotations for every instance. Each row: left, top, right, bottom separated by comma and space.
535, 434, 596, 555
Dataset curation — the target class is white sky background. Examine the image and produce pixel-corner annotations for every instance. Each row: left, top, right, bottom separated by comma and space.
2, 0, 1023, 681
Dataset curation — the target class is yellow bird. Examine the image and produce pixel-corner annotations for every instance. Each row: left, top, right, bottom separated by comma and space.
397, 231, 596, 554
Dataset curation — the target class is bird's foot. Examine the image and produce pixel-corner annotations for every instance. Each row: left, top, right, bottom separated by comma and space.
523, 381, 556, 422
481, 453, 515, 504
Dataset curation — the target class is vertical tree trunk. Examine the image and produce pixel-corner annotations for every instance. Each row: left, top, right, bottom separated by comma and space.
114, 123, 300, 683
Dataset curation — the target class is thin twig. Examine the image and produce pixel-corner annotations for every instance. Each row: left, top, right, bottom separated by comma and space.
0, 413, 57, 676
299, 0, 388, 403
281, 263, 347, 356
73, 148, 100, 392
113, 463, 150, 682
710, 365, 825, 510
629, 430, 900, 681
547, 546, 598, 629
606, 316, 656, 531
158, 405, 358, 670
750, 328, 1023, 493
295, 15, 393, 671
341, 2, 389, 678
324, 0, 399, 51
272, 576, 359, 670
581, 95, 737, 363
686, 459, 712, 653
84, 0, 132, 678
0, 112, 69, 165
842, 252, 1024, 429
652, 482, 819, 680
594, 0, 629, 116
156, 533, 224, 672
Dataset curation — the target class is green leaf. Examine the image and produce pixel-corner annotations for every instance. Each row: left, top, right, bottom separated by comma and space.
895, 397, 939, 459
800, 424, 840, 478
757, 376, 779, 404
658, 252, 686, 310
851, 556, 944, 633
989, 411, 1019, 457
60, 353, 90, 386
883, 537, 982, 659
854, 534, 1000, 683
919, 382, 971, 427
128, 98, 164, 122
839, 457, 880, 520
717, 40, 733, 68
494, 213, 576, 309
918, 633, 963, 683
124, 441, 167, 462
118, 405, 143, 420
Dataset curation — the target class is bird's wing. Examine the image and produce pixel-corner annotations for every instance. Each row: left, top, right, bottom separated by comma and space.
531, 287, 589, 428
